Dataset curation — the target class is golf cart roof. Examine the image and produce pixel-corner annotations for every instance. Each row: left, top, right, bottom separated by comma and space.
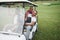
0, 0, 38, 7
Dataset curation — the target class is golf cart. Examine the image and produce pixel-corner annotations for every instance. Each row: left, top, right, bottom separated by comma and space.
0, 0, 38, 40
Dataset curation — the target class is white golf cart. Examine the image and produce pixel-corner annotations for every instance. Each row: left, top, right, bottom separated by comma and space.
0, 0, 38, 40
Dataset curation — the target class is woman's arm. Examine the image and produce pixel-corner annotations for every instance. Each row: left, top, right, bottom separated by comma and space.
25, 22, 36, 26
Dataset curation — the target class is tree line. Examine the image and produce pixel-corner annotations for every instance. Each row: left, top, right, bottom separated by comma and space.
29, 0, 60, 1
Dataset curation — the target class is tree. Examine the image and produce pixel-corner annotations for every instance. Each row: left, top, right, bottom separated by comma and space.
29, 0, 60, 1
29, 0, 35, 1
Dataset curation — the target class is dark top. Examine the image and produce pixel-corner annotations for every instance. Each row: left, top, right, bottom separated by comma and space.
25, 17, 31, 23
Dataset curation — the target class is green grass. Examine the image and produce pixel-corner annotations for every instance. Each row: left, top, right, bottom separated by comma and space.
33, 1, 60, 40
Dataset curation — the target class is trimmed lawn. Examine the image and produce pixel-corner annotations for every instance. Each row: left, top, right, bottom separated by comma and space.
33, 1, 60, 40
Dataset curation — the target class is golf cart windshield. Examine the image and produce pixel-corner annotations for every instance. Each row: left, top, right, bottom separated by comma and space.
0, 0, 37, 35
0, 5, 25, 34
